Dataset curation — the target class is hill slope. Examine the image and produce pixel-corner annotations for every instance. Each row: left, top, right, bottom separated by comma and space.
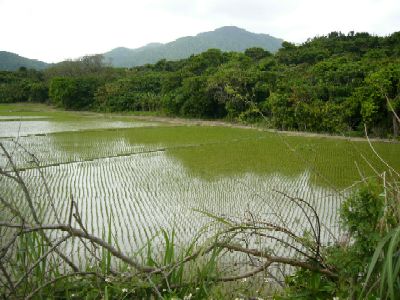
104, 26, 283, 67
0, 51, 49, 71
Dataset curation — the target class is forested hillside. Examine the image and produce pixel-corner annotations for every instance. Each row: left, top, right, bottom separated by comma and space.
0, 51, 49, 71
104, 26, 283, 67
1, 31, 399, 137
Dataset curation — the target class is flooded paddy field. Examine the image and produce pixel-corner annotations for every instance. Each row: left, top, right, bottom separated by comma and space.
1, 103, 400, 267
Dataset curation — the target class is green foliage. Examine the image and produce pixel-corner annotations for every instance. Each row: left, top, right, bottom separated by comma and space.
280, 181, 396, 299
49, 76, 101, 109
244, 47, 272, 60
360, 226, 400, 300
356, 62, 400, 136
265, 92, 296, 130
278, 269, 336, 300
2, 30, 400, 136
341, 184, 384, 245
94, 72, 163, 112
0, 80, 30, 103
0, 70, 48, 103
179, 76, 219, 118
333, 184, 387, 292
28, 82, 48, 102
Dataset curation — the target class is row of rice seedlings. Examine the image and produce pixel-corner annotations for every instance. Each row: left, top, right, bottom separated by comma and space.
0, 133, 162, 171
253, 171, 342, 239
191, 172, 340, 266
0, 174, 75, 293
4, 123, 400, 188
2, 148, 344, 270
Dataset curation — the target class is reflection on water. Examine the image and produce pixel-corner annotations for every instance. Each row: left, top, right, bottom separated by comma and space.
0, 115, 49, 120
2, 125, 400, 189
0, 119, 159, 137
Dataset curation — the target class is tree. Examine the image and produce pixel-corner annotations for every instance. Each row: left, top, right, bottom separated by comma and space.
45, 54, 108, 78
49, 77, 100, 110
358, 62, 400, 137
94, 73, 163, 112
244, 47, 271, 60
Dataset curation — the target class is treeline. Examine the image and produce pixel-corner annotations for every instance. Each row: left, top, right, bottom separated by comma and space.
1, 31, 399, 136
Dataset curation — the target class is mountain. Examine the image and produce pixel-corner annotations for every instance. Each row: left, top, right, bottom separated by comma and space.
104, 26, 284, 67
0, 27, 283, 70
0, 51, 49, 71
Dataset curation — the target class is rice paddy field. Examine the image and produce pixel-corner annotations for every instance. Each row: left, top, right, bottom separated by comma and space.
1, 103, 400, 268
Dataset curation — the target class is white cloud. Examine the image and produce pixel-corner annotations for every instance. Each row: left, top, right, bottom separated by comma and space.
0, 0, 399, 62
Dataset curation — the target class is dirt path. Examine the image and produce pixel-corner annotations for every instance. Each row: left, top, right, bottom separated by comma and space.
2, 103, 396, 143
131, 115, 398, 143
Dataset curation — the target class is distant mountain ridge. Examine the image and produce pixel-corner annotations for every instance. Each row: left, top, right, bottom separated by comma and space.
0, 26, 283, 70
104, 26, 284, 67
0, 51, 49, 71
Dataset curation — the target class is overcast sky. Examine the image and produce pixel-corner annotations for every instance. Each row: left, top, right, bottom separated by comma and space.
1, 0, 399, 63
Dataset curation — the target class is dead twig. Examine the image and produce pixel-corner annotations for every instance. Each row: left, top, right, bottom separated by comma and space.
0, 222, 155, 273
0, 143, 79, 272
215, 242, 337, 278
12, 234, 72, 293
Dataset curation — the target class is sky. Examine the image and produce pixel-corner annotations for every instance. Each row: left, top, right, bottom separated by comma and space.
0, 0, 399, 63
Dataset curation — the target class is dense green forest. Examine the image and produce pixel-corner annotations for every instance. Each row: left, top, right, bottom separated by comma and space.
1, 31, 399, 137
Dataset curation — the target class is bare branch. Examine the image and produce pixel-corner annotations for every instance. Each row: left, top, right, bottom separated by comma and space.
0, 228, 23, 261
215, 242, 337, 278
12, 140, 61, 223
0, 222, 155, 273
0, 143, 79, 272
12, 234, 72, 293
364, 124, 400, 178
216, 261, 272, 282
273, 190, 322, 259
386, 94, 400, 124
0, 261, 15, 295
0, 195, 26, 223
